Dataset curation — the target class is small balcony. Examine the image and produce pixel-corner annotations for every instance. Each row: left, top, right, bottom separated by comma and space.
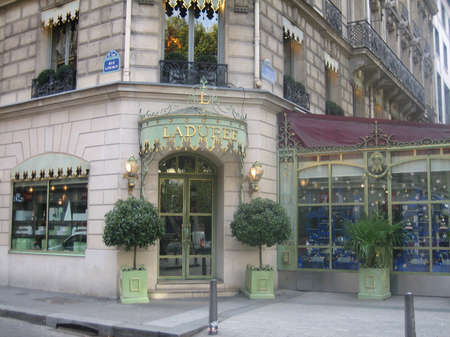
160, 60, 228, 87
325, 0, 343, 36
283, 77, 310, 111
31, 68, 76, 99
348, 20, 425, 106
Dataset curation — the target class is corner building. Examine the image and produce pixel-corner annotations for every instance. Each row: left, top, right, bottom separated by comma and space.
1, 0, 447, 299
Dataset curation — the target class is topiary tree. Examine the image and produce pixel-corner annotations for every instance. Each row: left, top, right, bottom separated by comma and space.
230, 198, 291, 270
37, 69, 56, 85
103, 197, 165, 270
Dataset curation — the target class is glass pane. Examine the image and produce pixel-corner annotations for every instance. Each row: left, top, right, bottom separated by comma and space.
342, 153, 363, 165
160, 216, 183, 256
319, 154, 340, 162
160, 179, 184, 213
190, 180, 212, 213
432, 250, 450, 272
298, 155, 317, 169
194, 4, 218, 62
298, 165, 329, 204
391, 150, 414, 163
12, 182, 47, 251
431, 203, 450, 247
159, 157, 177, 173
331, 205, 362, 245
159, 258, 183, 277
190, 216, 211, 256
179, 155, 195, 173
331, 165, 364, 203
332, 247, 359, 270
298, 247, 331, 269
398, 203, 429, 247
197, 159, 214, 174
393, 249, 430, 272
430, 159, 450, 200
391, 160, 428, 202
165, 4, 189, 60
298, 206, 329, 246
47, 181, 88, 253
189, 257, 212, 276
368, 176, 389, 214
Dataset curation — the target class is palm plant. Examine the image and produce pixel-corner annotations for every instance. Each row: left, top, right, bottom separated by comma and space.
344, 211, 404, 268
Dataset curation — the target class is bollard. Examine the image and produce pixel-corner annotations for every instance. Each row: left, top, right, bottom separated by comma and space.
405, 292, 416, 337
208, 278, 218, 335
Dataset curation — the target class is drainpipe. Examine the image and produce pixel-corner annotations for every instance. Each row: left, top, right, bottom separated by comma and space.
254, 0, 261, 88
123, 0, 132, 81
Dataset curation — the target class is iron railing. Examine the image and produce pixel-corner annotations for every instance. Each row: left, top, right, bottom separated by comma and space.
348, 20, 425, 105
325, 0, 342, 36
31, 69, 76, 98
413, 22, 420, 38
400, 2, 409, 21
160, 60, 228, 87
283, 78, 310, 110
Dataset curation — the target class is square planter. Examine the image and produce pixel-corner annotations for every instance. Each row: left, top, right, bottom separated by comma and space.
243, 267, 275, 300
358, 267, 391, 300
120, 267, 149, 304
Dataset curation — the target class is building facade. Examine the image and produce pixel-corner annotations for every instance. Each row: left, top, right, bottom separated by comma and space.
0, 0, 445, 299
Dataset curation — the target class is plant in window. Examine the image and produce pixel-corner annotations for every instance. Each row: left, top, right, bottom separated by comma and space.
55, 64, 76, 81
344, 211, 404, 300
230, 198, 291, 299
37, 69, 56, 85
165, 52, 188, 61
283, 74, 305, 92
325, 99, 344, 116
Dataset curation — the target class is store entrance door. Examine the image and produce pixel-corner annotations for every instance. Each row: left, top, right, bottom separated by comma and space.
158, 156, 215, 279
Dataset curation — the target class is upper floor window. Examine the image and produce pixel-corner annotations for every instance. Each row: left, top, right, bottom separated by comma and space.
444, 44, 449, 70
436, 29, 440, 57
164, 0, 220, 63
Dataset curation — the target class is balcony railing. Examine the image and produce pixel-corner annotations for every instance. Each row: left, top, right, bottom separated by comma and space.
160, 60, 228, 87
325, 0, 343, 36
348, 20, 425, 105
283, 78, 310, 110
400, 2, 409, 21
413, 21, 420, 38
31, 69, 76, 98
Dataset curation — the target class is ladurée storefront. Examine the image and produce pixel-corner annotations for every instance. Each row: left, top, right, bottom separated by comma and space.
277, 112, 450, 296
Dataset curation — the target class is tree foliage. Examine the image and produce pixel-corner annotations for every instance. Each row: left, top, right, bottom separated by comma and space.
230, 198, 291, 270
103, 197, 165, 270
344, 211, 404, 268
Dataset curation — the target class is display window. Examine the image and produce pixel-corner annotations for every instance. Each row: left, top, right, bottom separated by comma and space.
11, 178, 88, 254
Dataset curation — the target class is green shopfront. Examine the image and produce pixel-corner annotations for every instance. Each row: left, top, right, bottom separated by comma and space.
277, 112, 450, 296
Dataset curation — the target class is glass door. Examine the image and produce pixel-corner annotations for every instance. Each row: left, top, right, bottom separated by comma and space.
158, 176, 214, 279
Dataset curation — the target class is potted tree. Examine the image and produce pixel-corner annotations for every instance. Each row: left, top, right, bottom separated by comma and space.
103, 197, 165, 304
230, 198, 291, 299
344, 211, 404, 300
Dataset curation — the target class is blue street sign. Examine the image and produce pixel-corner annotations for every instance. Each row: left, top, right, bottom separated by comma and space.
103, 50, 120, 74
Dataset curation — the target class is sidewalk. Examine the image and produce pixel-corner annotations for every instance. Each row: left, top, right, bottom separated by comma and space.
1, 286, 450, 337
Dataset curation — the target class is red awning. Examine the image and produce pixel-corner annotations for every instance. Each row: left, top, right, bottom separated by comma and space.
281, 111, 450, 149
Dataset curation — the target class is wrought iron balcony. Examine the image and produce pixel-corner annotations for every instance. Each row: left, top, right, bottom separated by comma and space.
283, 78, 310, 111
160, 60, 228, 87
400, 2, 409, 21
325, 0, 342, 36
348, 20, 425, 105
31, 69, 76, 99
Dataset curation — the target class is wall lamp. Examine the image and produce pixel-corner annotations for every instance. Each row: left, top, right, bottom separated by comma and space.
124, 155, 139, 194
245, 160, 264, 196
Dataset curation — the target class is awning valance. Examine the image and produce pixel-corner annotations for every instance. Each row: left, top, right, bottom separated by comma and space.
11, 153, 89, 182
167, 0, 223, 10
283, 17, 303, 43
324, 52, 339, 73
41, 0, 79, 29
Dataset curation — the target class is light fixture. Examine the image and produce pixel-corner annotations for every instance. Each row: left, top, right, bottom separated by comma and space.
124, 155, 139, 194
299, 178, 309, 188
245, 161, 264, 196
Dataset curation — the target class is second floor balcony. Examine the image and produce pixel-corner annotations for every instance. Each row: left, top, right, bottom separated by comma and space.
160, 60, 228, 87
283, 76, 310, 111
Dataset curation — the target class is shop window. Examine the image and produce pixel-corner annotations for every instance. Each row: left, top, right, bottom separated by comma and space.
11, 178, 88, 254
164, 0, 219, 63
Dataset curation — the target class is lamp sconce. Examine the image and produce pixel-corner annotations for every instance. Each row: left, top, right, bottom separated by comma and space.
124, 155, 139, 194
245, 161, 264, 196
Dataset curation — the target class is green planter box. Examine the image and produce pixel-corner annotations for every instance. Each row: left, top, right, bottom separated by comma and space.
120, 268, 149, 304
243, 268, 275, 300
358, 267, 391, 300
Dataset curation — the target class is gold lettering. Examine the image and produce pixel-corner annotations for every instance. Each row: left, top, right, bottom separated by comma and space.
232, 130, 238, 140
223, 128, 231, 140
174, 127, 183, 137
212, 127, 221, 140
198, 125, 209, 137
163, 126, 171, 138
185, 125, 196, 137
200, 91, 210, 104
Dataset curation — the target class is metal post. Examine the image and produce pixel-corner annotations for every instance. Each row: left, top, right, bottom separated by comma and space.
405, 292, 416, 337
208, 279, 218, 335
